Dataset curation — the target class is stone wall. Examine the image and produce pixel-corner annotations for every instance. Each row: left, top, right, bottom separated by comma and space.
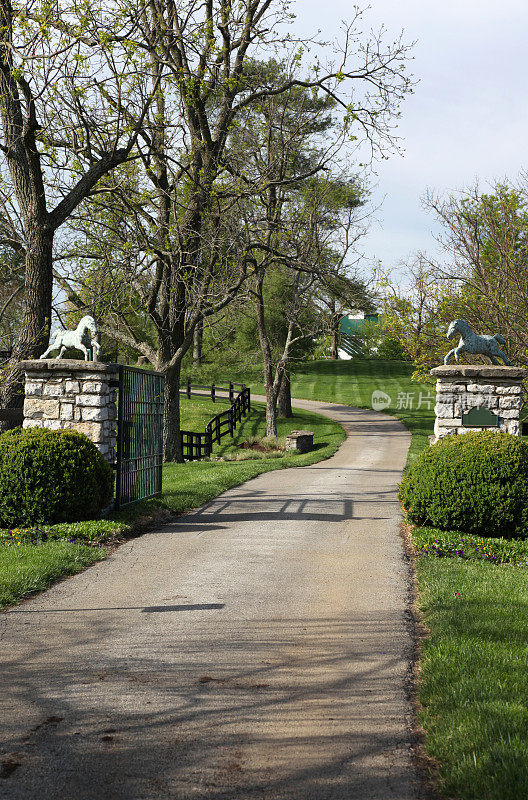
20, 360, 119, 463
431, 365, 527, 443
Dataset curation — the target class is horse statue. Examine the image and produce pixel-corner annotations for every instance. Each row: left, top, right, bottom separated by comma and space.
444, 319, 512, 366
40, 315, 101, 361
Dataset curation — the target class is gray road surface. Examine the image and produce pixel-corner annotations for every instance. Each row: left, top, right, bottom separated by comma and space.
0, 398, 419, 800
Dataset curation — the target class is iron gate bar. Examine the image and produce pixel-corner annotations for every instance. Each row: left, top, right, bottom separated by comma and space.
115, 365, 164, 510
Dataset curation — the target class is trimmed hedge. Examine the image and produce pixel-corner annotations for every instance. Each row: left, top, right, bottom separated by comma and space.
0, 428, 113, 526
399, 431, 528, 538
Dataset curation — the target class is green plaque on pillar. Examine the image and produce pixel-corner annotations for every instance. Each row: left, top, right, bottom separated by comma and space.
461, 406, 499, 428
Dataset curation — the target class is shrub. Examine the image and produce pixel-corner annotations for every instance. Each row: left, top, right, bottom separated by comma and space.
0, 428, 114, 526
399, 431, 528, 538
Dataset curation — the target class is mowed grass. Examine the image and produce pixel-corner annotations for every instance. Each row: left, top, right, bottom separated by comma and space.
416, 556, 528, 799
179, 393, 231, 434
0, 541, 106, 608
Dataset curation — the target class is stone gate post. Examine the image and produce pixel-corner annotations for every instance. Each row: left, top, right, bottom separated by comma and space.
20, 359, 119, 463
431, 365, 527, 444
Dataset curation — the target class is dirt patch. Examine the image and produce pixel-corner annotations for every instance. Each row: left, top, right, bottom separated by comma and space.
239, 442, 281, 453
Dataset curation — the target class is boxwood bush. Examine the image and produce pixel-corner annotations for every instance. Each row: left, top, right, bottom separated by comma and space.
0, 428, 113, 526
399, 431, 528, 538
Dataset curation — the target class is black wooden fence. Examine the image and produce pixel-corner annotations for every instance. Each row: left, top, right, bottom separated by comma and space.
180, 381, 251, 460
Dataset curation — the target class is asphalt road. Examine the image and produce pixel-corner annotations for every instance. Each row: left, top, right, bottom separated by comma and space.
0, 398, 419, 800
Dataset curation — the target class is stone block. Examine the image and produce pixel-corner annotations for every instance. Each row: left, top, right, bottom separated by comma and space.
43, 382, 65, 397
436, 427, 459, 438
465, 394, 499, 409
436, 418, 463, 428
437, 382, 466, 393
285, 430, 314, 453
436, 392, 463, 404
25, 381, 43, 396
496, 385, 522, 395
42, 420, 62, 430
65, 380, 80, 394
507, 421, 521, 436
75, 394, 106, 408
82, 381, 108, 394
23, 419, 43, 429
73, 422, 105, 442
434, 402, 454, 418
24, 398, 60, 419
60, 403, 74, 421
500, 410, 520, 419
81, 406, 109, 422
467, 384, 495, 393
498, 396, 522, 410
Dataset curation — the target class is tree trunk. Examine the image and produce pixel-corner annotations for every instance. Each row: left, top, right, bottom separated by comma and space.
193, 319, 203, 365
331, 328, 339, 359
277, 371, 293, 417
331, 307, 340, 360
264, 384, 278, 437
254, 273, 279, 437
163, 361, 184, 462
1, 229, 53, 414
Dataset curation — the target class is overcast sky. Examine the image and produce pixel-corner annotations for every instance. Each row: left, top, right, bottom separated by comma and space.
292, 1, 527, 275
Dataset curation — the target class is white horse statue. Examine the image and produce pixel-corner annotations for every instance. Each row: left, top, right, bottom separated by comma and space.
444, 319, 512, 366
40, 315, 101, 361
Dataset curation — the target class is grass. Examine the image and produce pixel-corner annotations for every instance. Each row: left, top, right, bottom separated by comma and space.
180, 393, 231, 434
0, 540, 106, 609
416, 556, 528, 800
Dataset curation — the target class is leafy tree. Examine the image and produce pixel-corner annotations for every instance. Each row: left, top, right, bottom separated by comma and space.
425, 182, 528, 366
59, 5, 413, 455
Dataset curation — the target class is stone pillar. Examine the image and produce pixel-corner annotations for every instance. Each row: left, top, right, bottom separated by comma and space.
431, 365, 527, 443
20, 360, 118, 463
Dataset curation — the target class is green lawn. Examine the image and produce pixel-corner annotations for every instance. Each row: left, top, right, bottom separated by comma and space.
180, 393, 231, 434
416, 557, 528, 800
0, 540, 106, 608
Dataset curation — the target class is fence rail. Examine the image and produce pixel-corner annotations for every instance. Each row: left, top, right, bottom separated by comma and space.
180, 378, 246, 404
180, 382, 250, 461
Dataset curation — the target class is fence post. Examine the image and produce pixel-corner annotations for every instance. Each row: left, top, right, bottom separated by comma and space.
229, 382, 234, 403
211, 382, 215, 403
187, 377, 191, 399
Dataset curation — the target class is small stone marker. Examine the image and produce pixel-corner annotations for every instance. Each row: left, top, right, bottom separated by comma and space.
285, 430, 314, 453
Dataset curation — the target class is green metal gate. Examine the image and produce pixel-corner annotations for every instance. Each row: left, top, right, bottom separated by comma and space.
115, 366, 164, 510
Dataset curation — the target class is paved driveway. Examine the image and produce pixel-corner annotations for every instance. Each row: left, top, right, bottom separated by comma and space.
0, 399, 419, 800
